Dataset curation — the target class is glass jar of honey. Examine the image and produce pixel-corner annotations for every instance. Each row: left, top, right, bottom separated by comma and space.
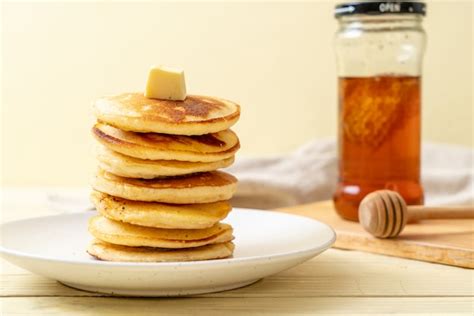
333, 2, 426, 221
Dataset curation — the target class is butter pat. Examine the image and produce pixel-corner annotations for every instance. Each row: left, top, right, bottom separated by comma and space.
145, 66, 187, 101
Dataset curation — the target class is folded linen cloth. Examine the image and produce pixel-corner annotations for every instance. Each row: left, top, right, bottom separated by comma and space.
46, 139, 473, 212
227, 139, 474, 209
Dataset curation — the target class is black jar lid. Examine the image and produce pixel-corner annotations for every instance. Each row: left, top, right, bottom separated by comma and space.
335, 2, 426, 17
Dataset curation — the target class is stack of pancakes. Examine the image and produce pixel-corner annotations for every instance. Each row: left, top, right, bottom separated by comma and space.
87, 93, 240, 262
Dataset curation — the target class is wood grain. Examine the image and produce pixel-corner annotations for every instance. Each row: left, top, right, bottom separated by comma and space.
2, 297, 472, 315
409, 205, 474, 220
278, 201, 474, 268
2, 192, 473, 315
2, 249, 472, 298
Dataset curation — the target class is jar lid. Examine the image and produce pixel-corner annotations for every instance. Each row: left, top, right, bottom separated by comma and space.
335, 2, 426, 17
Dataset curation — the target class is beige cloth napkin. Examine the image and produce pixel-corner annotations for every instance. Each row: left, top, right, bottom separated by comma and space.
46, 139, 473, 212
227, 139, 474, 209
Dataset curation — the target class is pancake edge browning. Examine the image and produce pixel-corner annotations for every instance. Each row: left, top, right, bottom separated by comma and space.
88, 215, 234, 248
87, 239, 235, 262
96, 145, 235, 179
92, 124, 240, 162
91, 190, 232, 229
92, 169, 237, 204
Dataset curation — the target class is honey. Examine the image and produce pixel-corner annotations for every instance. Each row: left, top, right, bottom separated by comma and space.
333, 76, 424, 221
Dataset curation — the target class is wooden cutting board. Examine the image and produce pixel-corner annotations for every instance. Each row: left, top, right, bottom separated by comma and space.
278, 201, 474, 268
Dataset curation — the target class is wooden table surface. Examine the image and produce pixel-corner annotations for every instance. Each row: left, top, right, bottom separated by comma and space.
1, 188, 473, 315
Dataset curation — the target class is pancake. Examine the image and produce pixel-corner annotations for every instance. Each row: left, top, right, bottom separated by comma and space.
93, 169, 237, 204
93, 93, 240, 135
87, 239, 235, 262
88, 215, 234, 248
91, 190, 232, 229
96, 145, 234, 179
93, 123, 239, 162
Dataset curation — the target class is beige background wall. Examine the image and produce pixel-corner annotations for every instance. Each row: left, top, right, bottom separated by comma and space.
1, 1, 472, 186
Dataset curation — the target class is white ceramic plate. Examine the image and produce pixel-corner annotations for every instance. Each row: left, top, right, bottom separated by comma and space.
0, 208, 335, 296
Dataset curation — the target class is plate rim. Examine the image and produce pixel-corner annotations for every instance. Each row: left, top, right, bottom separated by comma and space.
0, 207, 336, 268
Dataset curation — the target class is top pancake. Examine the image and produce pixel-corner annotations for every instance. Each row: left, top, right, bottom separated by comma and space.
94, 93, 240, 135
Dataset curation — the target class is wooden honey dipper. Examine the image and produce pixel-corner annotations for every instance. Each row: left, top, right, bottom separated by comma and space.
359, 190, 474, 238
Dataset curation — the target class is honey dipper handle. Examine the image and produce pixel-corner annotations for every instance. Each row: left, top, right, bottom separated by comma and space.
407, 205, 474, 221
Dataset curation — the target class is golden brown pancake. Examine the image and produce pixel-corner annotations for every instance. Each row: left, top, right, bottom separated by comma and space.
91, 191, 232, 229
92, 123, 239, 162
93, 169, 237, 204
87, 239, 235, 262
93, 93, 240, 135
96, 145, 234, 179
88, 215, 233, 248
